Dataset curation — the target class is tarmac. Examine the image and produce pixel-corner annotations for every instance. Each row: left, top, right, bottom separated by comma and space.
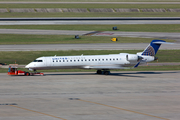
1, 20, 180, 25
0, 71, 180, 120
0, 14, 179, 120
0, 43, 179, 51
1, 29, 180, 40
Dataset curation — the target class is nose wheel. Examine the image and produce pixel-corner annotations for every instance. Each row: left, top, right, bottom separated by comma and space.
104, 71, 110, 75
97, 70, 102, 74
96, 70, 110, 75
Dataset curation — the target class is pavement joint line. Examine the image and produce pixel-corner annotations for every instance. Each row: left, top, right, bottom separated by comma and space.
9, 105, 67, 120
79, 99, 169, 120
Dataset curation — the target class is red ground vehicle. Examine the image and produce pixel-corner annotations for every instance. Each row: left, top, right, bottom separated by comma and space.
8, 66, 44, 76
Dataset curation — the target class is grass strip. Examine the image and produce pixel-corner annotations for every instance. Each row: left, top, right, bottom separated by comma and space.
0, 34, 174, 45
0, 4, 180, 9
0, 3, 179, 17
0, 50, 179, 65
1, 24, 180, 33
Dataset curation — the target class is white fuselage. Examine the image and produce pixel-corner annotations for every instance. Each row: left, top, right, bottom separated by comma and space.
25, 40, 169, 71
25, 53, 152, 70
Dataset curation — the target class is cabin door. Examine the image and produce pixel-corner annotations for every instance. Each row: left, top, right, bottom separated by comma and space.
46, 58, 53, 66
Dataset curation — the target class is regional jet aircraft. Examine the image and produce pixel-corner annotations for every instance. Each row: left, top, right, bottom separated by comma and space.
25, 40, 170, 75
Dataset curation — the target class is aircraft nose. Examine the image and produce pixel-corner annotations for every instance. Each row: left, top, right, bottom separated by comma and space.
25, 64, 30, 68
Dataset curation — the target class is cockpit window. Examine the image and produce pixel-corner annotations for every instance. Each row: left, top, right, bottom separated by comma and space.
38, 60, 43, 62
33, 60, 43, 62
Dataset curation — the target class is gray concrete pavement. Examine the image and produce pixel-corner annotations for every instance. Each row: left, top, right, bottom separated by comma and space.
94, 31, 180, 40
1, 20, 180, 25
0, 29, 89, 35
0, 29, 180, 40
0, 71, 180, 120
1, 17, 180, 20
0, 43, 179, 51
0, 29, 179, 51
1, 17, 180, 25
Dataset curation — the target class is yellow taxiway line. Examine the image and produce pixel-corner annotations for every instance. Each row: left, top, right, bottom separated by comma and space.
79, 99, 169, 120
9, 105, 67, 120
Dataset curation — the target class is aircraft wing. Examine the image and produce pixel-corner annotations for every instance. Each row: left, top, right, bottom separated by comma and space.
83, 65, 133, 70
83, 62, 140, 70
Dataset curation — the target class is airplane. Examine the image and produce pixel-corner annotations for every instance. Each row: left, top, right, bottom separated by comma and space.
25, 40, 171, 75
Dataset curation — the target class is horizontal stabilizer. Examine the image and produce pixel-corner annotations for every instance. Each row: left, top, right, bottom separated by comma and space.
153, 41, 174, 44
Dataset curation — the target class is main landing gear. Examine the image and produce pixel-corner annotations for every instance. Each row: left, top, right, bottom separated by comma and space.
96, 70, 110, 75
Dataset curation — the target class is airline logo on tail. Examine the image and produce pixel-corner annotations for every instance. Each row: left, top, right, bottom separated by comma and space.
141, 40, 170, 56
141, 45, 155, 56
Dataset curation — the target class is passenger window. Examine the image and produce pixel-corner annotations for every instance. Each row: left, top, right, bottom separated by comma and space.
95, 59, 97, 61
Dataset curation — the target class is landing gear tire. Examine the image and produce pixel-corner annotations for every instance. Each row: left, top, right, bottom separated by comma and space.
97, 70, 102, 74
104, 71, 110, 75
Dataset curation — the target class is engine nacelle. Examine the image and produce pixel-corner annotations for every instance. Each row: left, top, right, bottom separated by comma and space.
126, 54, 138, 61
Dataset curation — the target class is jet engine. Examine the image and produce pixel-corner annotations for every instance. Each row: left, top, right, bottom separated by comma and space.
126, 54, 139, 61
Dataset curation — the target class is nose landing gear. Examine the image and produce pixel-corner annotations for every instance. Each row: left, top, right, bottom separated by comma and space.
97, 70, 102, 74
104, 71, 110, 75
96, 70, 110, 75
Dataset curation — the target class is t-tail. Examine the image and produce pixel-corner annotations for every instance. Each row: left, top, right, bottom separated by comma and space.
135, 40, 173, 68
141, 40, 166, 56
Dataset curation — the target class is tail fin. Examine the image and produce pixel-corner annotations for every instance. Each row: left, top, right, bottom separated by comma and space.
141, 40, 166, 56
